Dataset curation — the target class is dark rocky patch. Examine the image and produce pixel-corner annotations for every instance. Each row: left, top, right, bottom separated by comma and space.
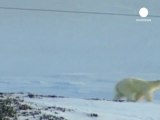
0, 98, 17, 120
113, 100, 125, 102
27, 93, 64, 99
0, 93, 68, 120
44, 106, 74, 113
19, 104, 32, 110
87, 113, 98, 117
40, 114, 67, 120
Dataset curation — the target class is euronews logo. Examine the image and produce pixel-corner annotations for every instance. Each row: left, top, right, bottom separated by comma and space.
139, 7, 148, 17
136, 7, 151, 22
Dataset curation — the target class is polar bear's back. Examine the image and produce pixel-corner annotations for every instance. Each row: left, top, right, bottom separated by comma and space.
115, 78, 149, 95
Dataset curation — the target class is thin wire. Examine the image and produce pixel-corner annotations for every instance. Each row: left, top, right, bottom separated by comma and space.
0, 6, 160, 18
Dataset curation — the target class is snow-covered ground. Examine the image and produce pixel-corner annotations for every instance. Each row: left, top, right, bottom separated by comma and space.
0, 75, 160, 120
25, 96, 160, 120
1, 92, 160, 120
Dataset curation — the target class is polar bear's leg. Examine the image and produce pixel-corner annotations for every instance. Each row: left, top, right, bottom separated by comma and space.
134, 93, 143, 101
113, 91, 124, 101
126, 93, 136, 102
113, 93, 122, 101
145, 93, 153, 102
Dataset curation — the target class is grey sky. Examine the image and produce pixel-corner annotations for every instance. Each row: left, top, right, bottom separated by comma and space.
0, 0, 160, 76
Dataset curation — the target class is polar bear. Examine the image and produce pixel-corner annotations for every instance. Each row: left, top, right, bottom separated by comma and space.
113, 78, 160, 102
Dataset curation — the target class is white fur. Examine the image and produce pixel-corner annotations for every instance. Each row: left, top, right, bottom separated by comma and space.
113, 78, 160, 102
